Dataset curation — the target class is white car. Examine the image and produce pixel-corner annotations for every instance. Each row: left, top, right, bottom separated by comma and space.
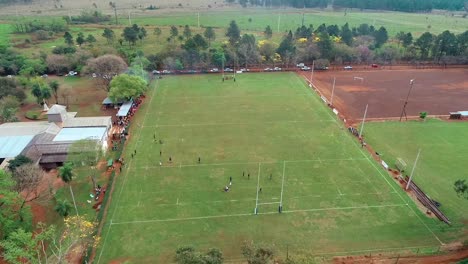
344, 66, 353, 70
264, 67, 273, 71
152, 70, 161, 74
240, 68, 250, 72
224, 68, 234, 72
274, 67, 282, 71
68, 71, 78, 76
297, 63, 305, 68
301, 66, 311, 71
162, 70, 173, 74
209, 68, 219, 72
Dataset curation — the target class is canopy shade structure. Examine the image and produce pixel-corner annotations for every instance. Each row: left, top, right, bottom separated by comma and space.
116, 100, 133, 117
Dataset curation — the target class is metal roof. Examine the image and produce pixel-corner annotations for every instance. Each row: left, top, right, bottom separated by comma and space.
117, 101, 133, 117
53, 127, 107, 142
0, 135, 35, 158
0, 122, 56, 136
63, 116, 112, 128
47, 104, 67, 115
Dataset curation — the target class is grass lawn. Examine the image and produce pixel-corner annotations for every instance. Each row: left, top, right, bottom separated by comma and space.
96, 73, 445, 263
0, 23, 12, 46
363, 119, 468, 233
131, 9, 468, 36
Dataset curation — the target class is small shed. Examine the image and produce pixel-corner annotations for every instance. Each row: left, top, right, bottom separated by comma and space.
117, 100, 133, 117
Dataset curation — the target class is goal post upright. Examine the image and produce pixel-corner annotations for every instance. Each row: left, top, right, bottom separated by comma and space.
254, 163, 261, 215
279, 161, 286, 213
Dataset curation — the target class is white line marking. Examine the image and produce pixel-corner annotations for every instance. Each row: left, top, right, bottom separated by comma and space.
176, 198, 179, 205
97, 79, 160, 264
110, 204, 407, 225
143, 120, 335, 128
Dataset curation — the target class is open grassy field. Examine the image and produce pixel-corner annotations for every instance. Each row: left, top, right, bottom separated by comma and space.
0, 23, 12, 46
130, 9, 468, 36
363, 119, 468, 231
96, 73, 447, 263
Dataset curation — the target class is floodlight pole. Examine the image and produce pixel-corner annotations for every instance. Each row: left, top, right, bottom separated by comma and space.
399, 79, 415, 122
330, 77, 336, 105
128, 11, 131, 25
406, 148, 421, 190
310, 60, 315, 83
197, 13, 200, 28
359, 104, 368, 139
279, 161, 286, 213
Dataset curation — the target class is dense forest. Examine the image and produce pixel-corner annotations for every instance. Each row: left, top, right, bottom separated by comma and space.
227, 0, 468, 12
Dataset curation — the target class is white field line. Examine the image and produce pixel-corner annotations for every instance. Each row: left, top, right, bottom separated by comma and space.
115, 191, 398, 209
97, 79, 160, 264
110, 203, 406, 225
309, 244, 439, 256
125, 158, 368, 171
143, 119, 335, 128
308, 76, 444, 245
161, 93, 311, 99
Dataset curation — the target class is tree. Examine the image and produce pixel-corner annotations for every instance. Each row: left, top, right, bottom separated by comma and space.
54, 199, 72, 217
277, 30, 296, 59
86, 34, 97, 44
58, 162, 78, 216
402, 32, 413, 47
76, 32, 85, 46
109, 1, 118, 24
102, 28, 115, 44
241, 241, 274, 264
63, 31, 74, 46
226, 20, 241, 46
340, 22, 353, 46
0, 77, 26, 102
0, 225, 55, 264
46, 54, 71, 75
170, 25, 179, 38
175, 246, 223, 264
238, 34, 260, 68
264, 25, 273, 39
122, 26, 139, 46
12, 164, 44, 205
154, 27, 162, 38
138, 27, 147, 43
30, 78, 52, 104
259, 40, 278, 63
374, 26, 388, 48
419, 111, 427, 120
0, 169, 32, 239
415, 32, 434, 59
454, 179, 468, 199
183, 25, 192, 39
85, 54, 128, 91
396, 31, 406, 47
109, 74, 147, 103
204, 27, 216, 46
49, 80, 60, 104
317, 32, 334, 60
0, 95, 20, 122
432, 30, 458, 61
7, 155, 32, 172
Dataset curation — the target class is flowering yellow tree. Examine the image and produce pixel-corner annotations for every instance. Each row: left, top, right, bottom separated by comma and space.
48, 215, 99, 263
297, 38, 308, 44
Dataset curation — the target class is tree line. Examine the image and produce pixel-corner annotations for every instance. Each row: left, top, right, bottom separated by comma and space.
227, 0, 468, 12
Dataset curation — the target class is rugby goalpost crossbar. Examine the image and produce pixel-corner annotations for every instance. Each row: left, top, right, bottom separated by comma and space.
354, 77, 364, 83
254, 161, 286, 214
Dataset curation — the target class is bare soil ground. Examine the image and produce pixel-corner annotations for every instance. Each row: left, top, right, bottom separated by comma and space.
302, 67, 468, 123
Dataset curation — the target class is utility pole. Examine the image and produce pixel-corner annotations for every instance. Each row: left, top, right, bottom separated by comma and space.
301, 13, 305, 26
399, 79, 415, 122
309, 60, 315, 83
406, 149, 421, 190
128, 10, 131, 25
197, 12, 200, 28
330, 77, 336, 105
359, 104, 368, 139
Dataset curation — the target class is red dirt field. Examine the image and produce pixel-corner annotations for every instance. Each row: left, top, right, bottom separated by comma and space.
302, 68, 468, 122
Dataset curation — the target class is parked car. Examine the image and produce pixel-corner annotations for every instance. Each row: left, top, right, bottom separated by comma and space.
224, 68, 234, 72
296, 63, 305, 68
152, 70, 161, 74
209, 68, 219, 72
371, 64, 379, 68
92, 73, 97, 78
301, 66, 311, 71
41, 74, 48, 78
68, 71, 78, 76
240, 68, 250, 72
264, 67, 273, 71
162, 70, 173, 74
274, 67, 282, 71
344, 66, 353, 70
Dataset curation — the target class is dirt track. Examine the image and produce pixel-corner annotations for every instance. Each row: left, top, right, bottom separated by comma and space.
301, 68, 468, 122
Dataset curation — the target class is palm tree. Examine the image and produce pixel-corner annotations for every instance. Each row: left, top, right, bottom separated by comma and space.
54, 199, 72, 217
59, 162, 78, 215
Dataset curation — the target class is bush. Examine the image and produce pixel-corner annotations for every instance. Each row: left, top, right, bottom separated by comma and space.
68, 10, 111, 24
52, 45, 76, 54
25, 110, 46, 120
34, 30, 51, 40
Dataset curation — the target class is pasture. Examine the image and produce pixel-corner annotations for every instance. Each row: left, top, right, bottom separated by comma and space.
96, 73, 445, 263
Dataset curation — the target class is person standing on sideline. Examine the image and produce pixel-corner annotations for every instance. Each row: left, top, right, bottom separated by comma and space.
198, 157, 201, 164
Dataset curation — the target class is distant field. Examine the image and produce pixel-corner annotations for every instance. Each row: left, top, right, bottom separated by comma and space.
96, 73, 446, 263
130, 9, 468, 36
0, 23, 12, 46
364, 119, 468, 232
